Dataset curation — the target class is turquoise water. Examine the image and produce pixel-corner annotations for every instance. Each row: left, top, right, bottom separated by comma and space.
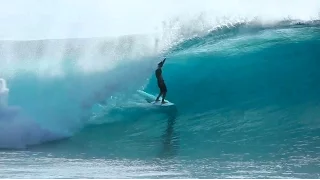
1, 21, 320, 178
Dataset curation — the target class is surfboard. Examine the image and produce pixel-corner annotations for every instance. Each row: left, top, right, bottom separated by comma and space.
137, 90, 175, 106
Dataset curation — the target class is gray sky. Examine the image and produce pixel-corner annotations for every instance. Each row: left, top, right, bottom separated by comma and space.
0, 0, 319, 40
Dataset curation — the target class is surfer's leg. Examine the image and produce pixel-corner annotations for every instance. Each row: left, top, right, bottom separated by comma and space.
161, 92, 167, 104
156, 81, 162, 101
156, 92, 162, 101
161, 83, 167, 104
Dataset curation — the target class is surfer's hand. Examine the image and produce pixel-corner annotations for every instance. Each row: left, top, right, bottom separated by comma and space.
162, 58, 166, 64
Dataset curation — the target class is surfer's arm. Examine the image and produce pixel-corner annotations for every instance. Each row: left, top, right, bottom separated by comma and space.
162, 58, 166, 65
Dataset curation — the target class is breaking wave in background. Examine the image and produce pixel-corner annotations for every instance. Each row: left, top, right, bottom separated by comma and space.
0, 0, 320, 178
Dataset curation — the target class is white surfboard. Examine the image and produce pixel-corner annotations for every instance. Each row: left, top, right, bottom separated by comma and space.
137, 90, 175, 106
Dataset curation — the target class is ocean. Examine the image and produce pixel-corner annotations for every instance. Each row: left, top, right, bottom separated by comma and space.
0, 1, 320, 178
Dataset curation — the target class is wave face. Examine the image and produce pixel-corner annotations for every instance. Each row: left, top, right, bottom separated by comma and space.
1, 10, 320, 179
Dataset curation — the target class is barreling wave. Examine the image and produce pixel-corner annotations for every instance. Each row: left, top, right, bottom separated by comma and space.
0, 18, 319, 159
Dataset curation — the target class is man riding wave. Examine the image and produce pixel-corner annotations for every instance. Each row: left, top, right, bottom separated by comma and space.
155, 58, 167, 104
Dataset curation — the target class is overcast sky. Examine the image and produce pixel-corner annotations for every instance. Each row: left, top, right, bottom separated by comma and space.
0, 0, 319, 40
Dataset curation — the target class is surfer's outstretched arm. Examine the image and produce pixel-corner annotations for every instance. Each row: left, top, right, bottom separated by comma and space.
162, 58, 166, 65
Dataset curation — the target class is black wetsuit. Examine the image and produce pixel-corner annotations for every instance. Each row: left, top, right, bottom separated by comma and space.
155, 68, 167, 93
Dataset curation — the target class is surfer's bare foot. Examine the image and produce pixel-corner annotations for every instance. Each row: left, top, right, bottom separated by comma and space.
161, 101, 167, 104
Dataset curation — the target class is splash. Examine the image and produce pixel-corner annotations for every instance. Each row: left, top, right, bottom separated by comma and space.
0, 78, 9, 108
0, 78, 65, 148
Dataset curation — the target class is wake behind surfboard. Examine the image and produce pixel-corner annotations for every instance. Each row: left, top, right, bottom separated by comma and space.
136, 90, 175, 106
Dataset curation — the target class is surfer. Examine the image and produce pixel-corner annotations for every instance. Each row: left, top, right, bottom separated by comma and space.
155, 58, 167, 104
